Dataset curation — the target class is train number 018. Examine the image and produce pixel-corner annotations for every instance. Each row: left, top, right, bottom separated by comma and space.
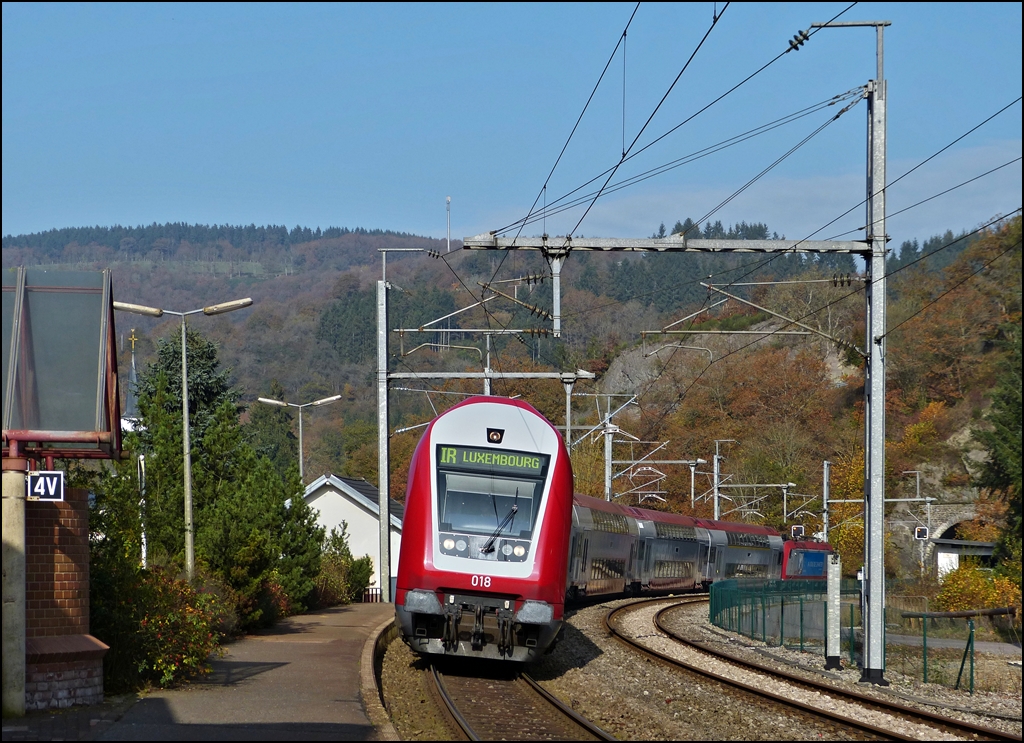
470, 575, 492, 588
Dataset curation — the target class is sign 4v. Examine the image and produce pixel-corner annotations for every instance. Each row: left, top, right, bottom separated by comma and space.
27, 471, 65, 502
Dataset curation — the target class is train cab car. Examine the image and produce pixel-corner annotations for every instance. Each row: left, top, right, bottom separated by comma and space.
395, 396, 574, 662
781, 540, 833, 579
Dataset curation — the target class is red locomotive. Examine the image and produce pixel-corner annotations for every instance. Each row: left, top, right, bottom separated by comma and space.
395, 396, 574, 661
780, 539, 833, 579
395, 396, 831, 662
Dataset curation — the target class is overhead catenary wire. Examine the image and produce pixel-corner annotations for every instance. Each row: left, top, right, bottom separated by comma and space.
479, 4, 861, 383
563, 3, 733, 247
824, 156, 1023, 241
420, 13, 1016, 421
498, 88, 865, 233
880, 236, 1022, 340
429, 4, 643, 368
494, 2, 859, 237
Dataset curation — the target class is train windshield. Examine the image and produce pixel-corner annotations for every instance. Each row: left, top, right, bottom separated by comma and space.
435, 445, 550, 538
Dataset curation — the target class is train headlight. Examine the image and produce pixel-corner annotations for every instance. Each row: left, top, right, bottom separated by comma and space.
455, 539, 468, 552
443, 538, 456, 551
513, 545, 526, 557
501, 543, 513, 556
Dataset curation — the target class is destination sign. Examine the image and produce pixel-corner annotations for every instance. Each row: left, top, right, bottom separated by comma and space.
437, 445, 549, 477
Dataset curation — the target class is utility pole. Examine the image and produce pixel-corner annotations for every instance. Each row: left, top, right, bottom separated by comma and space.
811, 18, 892, 686
377, 278, 391, 602
712, 440, 736, 520
822, 460, 831, 541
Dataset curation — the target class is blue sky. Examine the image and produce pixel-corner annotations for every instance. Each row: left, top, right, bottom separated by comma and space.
2, 2, 1021, 251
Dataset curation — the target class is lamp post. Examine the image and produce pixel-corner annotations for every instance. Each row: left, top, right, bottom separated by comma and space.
256, 394, 343, 481
113, 297, 253, 581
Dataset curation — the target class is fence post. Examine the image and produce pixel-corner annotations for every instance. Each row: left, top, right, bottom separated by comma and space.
780, 596, 785, 647
799, 595, 804, 652
762, 590, 767, 644
970, 619, 975, 694
849, 603, 856, 665
955, 619, 976, 693
923, 615, 928, 685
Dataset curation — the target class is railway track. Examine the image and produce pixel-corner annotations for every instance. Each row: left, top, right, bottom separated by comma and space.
428, 662, 616, 741
607, 596, 1022, 742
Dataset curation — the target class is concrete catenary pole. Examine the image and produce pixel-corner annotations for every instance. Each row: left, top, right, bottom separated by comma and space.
181, 316, 195, 582
377, 280, 392, 602
811, 16, 891, 686
862, 22, 889, 686
822, 460, 831, 540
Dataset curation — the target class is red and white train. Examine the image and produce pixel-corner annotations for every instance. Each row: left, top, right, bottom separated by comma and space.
395, 396, 831, 662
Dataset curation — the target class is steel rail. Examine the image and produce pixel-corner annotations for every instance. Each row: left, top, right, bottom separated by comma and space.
655, 601, 1023, 743
429, 664, 477, 741
520, 672, 618, 741
604, 597, 911, 741
428, 663, 615, 741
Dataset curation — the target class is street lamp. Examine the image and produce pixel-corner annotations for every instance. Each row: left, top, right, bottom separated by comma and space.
256, 394, 343, 481
113, 297, 253, 581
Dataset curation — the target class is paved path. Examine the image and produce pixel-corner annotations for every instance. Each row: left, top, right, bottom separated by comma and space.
3, 602, 394, 741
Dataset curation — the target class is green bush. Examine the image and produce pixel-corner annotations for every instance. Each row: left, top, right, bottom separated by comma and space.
313, 524, 374, 606
137, 569, 222, 687
92, 561, 224, 691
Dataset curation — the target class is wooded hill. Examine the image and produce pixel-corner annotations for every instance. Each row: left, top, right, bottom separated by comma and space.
4, 216, 1019, 581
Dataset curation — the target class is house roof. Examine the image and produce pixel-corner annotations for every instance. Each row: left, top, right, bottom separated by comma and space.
303, 474, 404, 530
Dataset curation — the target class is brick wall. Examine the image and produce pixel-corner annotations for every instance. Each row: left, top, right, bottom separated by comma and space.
26, 487, 90, 637
23, 486, 107, 711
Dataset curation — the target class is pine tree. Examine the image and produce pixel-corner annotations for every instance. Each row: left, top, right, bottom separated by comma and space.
246, 379, 298, 480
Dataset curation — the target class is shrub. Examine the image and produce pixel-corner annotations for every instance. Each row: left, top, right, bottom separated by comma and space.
137, 569, 222, 687
313, 524, 375, 607
936, 561, 1022, 622
93, 563, 223, 691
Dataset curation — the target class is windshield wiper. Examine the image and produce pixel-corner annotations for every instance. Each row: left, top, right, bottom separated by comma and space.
480, 489, 519, 554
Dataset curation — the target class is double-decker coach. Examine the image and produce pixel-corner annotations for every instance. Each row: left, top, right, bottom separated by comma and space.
395, 396, 574, 661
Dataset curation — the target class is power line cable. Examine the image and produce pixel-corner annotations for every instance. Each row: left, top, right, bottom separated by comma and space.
824, 157, 1023, 240
564, 4, 732, 247
449, 4, 644, 350
498, 89, 864, 233
881, 237, 1021, 340
494, 2, 858, 237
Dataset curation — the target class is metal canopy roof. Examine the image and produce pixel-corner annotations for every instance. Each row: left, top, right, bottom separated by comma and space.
2, 267, 122, 460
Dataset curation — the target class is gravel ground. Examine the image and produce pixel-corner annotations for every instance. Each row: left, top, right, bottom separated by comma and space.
381, 639, 455, 741
381, 598, 1022, 741
657, 599, 1023, 738
529, 599, 862, 741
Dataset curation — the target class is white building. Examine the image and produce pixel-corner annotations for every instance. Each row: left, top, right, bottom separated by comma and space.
303, 474, 403, 599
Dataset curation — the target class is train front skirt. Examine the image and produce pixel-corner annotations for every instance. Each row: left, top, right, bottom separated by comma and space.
397, 589, 560, 662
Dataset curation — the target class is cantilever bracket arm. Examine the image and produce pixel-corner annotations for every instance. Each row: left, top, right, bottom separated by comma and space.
700, 282, 867, 358
478, 282, 553, 321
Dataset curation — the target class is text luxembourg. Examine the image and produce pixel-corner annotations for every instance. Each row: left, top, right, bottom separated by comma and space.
440, 447, 542, 472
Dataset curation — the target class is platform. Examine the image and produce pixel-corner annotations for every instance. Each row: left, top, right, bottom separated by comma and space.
2, 603, 396, 741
